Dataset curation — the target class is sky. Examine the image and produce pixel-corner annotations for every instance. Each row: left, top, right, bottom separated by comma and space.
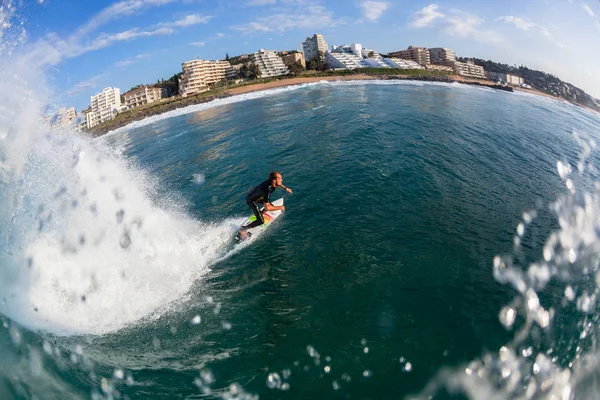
12, 0, 600, 111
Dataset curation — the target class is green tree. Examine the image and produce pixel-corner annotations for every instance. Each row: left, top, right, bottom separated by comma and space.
249, 63, 261, 79
367, 51, 375, 58
288, 61, 304, 76
226, 53, 230, 61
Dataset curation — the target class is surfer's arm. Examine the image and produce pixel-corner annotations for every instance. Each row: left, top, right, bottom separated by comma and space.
264, 202, 285, 212
279, 184, 293, 194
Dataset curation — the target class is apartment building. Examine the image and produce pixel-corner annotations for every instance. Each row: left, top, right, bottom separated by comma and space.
249, 49, 289, 78
43, 107, 77, 129
452, 61, 486, 78
331, 43, 363, 58
280, 52, 306, 68
325, 51, 368, 70
426, 64, 453, 73
123, 86, 168, 109
388, 46, 431, 66
302, 33, 328, 63
383, 58, 425, 70
429, 47, 456, 63
179, 59, 234, 97
487, 72, 524, 86
87, 87, 121, 129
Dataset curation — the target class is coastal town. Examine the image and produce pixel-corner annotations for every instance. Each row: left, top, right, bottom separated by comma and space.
45, 32, 600, 134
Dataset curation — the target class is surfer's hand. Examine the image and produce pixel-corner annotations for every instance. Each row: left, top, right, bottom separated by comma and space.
280, 205, 285, 212
285, 187, 293, 194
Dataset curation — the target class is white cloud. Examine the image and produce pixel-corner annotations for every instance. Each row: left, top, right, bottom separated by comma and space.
168, 14, 212, 27
496, 16, 537, 31
68, 73, 109, 95
232, 5, 338, 34
114, 53, 152, 67
360, 1, 389, 22
582, 3, 596, 17
246, 0, 277, 5
79, 27, 174, 55
410, 5, 503, 45
190, 41, 205, 46
410, 4, 444, 28
497, 16, 569, 48
76, 0, 176, 36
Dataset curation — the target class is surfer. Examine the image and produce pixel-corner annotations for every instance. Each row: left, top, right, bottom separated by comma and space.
238, 172, 292, 239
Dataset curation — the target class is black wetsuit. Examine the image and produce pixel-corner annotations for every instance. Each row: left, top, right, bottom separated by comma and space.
243, 180, 276, 230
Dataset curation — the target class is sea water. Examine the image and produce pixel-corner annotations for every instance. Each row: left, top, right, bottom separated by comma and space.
3, 9, 600, 400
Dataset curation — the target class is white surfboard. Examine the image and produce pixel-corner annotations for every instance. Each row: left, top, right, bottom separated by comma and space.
235, 198, 284, 242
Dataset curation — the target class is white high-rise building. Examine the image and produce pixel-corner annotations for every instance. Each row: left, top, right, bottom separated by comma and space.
123, 86, 168, 108
302, 33, 328, 63
429, 48, 456, 63
382, 58, 425, 70
179, 59, 235, 97
87, 87, 121, 129
249, 49, 289, 78
330, 43, 363, 58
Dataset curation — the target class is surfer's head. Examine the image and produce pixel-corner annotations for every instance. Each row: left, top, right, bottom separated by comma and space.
269, 171, 282, 187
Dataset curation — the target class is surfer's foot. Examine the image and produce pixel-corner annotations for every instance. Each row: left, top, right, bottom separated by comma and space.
238, 228, 249, 241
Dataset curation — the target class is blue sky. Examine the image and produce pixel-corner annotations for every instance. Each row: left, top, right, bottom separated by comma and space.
17, 0, 600, 111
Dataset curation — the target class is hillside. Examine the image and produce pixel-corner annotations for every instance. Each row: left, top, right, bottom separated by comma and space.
458, 57, 600, 112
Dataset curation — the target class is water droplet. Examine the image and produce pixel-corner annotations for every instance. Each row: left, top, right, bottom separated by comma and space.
499, 306, 516, 328
517, 223, 524, 237
332, 380, 341, 390
222, 321, 232, 330
120, 231, 131, 249
568, 248, 577, 263
266, 372, 282, 389
281, 382, 290, 391
116, 209, 124, 224
324, 366, 331, 374
361, 338, 367, 346
191, 315, 201, 325
282, 369, 291, 379
307, 345, 320, 358
363, 347, 369, 354
543, 246, 554, 261
533, 362, 540, 374
522, 347, 533, 357
399, 357, 405, 363
200, 369, 214, 385
403, 362, 412, 372
43, 341, 52, 355
152, 338, 161, 350
114, 369, 124, 380
192, 173, 206, 185
363, 370, 372, 378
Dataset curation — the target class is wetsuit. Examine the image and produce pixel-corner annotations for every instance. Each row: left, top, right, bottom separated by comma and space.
243, 180, 276, 230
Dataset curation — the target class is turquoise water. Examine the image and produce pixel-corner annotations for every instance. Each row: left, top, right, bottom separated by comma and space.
2, 81, 600, 399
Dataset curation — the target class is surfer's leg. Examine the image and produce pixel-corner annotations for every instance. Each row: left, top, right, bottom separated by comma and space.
242, 201, 264, 230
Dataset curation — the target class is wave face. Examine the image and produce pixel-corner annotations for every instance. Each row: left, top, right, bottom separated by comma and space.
3, 4, 600, 400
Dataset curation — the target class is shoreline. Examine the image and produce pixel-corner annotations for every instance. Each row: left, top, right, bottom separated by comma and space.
87, 74, 567, 137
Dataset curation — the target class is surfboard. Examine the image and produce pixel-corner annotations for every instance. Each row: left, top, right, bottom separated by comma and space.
235, 198, 284, 242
